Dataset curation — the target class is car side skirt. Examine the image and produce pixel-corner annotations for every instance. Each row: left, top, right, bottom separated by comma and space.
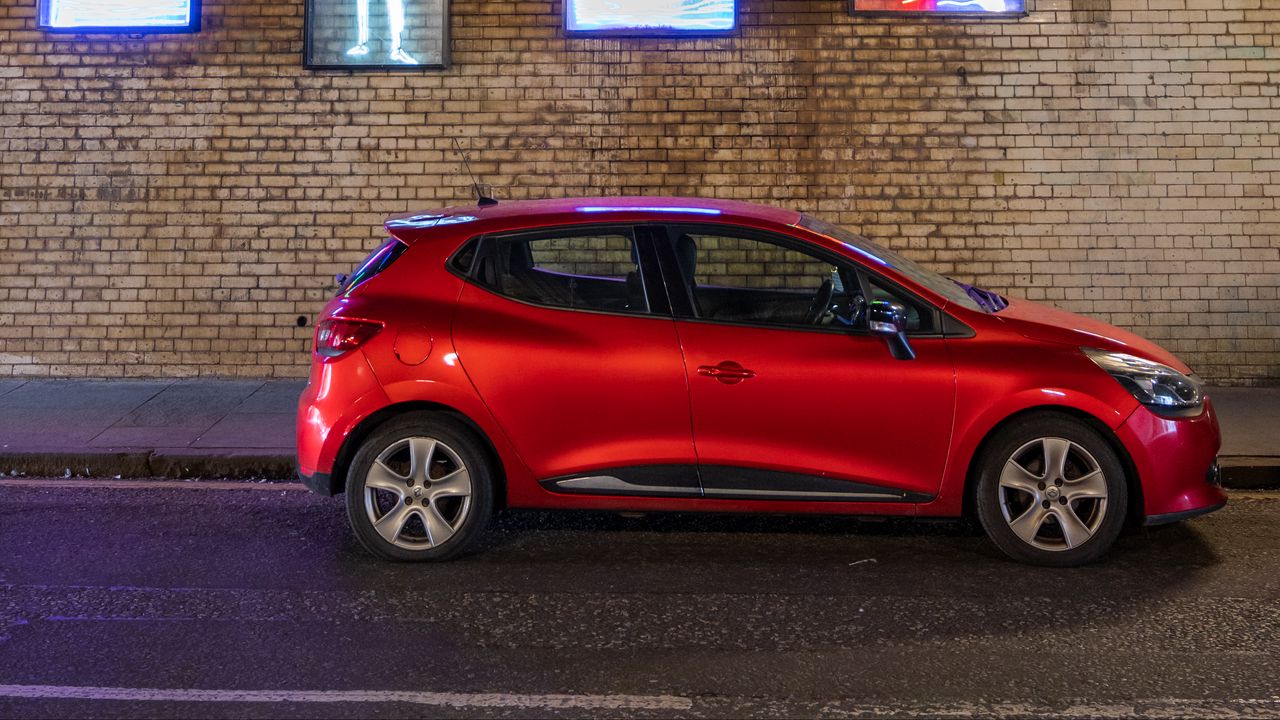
540, 464, 934, 503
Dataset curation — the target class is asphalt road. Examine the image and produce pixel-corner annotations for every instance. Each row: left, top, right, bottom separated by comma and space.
0, 478, 1277, 719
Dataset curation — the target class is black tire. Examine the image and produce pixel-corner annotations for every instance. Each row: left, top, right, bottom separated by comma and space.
345, 412, 495, 562
975, 413, 1128, 567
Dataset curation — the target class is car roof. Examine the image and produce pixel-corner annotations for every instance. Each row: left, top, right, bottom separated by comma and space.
384, 196, 802, 242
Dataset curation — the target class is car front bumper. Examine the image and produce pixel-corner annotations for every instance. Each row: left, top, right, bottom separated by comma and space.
1117, 398, 1228, 523
1145, 498, 1227, 526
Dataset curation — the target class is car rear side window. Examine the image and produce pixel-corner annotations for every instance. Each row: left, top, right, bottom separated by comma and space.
341, 238, 407, 294
450, 238, 479, 275
478, 229, 652, 315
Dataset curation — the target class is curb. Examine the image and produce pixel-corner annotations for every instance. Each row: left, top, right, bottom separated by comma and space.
1219, 458, 1280, 491
1, 452, 1276, 489
0, 451, 295, 480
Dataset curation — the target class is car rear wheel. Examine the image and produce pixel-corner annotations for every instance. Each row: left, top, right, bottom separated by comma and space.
975, 414, 1127, 567
345, 413, 494, 561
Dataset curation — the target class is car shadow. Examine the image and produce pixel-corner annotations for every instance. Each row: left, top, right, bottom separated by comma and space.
337, 505, 1221, 589
323, 505, 1227, 651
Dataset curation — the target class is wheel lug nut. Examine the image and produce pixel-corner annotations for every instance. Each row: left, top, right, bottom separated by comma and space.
1059, 497, 1068, 504
1037, 482, 1046, 490
1042, 500, 1051, 509
1055, 479, 1063, 487
404, 497, 412, 505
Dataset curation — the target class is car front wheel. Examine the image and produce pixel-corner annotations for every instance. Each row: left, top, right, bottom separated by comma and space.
345, 413, 494, 561
975, 414, 1128, 567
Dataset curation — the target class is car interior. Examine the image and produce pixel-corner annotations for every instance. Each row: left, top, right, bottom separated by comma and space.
671, 232, 931, 332
474, 227, 929, 332
670, 232, 868, 328
479, 235, 648, 314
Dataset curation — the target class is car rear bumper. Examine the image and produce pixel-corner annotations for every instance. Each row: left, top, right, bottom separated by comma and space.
297, 468, 335, 496
296, 350, 391, 496
1117, 398, 1228, 522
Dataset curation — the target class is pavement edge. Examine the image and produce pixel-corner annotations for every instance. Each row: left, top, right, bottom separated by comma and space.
0, 451, 296, 480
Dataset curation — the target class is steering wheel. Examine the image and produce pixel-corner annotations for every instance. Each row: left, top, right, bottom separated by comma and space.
804, 279, 834, 325
848, 293, 867, 327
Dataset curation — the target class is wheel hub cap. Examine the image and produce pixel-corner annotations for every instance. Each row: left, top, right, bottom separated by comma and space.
363, 436, 473, 550
997, 436, 1109, 552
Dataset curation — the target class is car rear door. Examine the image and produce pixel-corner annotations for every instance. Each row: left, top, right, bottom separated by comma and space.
450, 224, 700, 496
656, 223, 955, 503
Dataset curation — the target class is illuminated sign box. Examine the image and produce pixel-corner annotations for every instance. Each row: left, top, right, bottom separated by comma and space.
566, 0, 737, 36
38, 0, 201, 33
850, 0, 1026, 16
304, 0, 448, 70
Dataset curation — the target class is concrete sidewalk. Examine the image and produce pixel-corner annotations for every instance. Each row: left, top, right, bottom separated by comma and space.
0, 379, 302, 479
1207, 387, 1280, 488
0, 379, 1276, 486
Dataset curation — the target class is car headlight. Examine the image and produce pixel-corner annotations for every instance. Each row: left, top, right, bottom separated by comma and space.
1083, 348, 1203, 415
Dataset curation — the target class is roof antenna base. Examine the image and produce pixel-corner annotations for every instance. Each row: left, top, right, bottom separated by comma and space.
452, 138, 498, 208
475, 183, 499, 207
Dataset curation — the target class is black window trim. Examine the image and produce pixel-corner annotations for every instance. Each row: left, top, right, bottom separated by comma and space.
449, 223, 672, 320
448, 236, 481, 276
649, 222, 954, 338
342, 237, 409, 296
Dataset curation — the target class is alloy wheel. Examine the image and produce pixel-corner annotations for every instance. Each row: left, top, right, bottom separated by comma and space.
363, 436, 473, 550
998, 436, 1109, 552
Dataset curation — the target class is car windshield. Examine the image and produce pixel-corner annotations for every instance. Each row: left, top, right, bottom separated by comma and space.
798, 214, 994, 313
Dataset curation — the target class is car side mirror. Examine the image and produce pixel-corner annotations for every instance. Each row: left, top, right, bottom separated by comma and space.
868, 300, 916, 361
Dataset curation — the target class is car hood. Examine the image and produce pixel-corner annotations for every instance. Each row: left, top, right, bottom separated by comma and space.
992, 296, 1191, 374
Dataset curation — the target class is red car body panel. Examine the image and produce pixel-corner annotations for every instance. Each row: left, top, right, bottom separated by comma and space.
994, 297, 1191, 374
297, 350, 389, 479
297, 197, 1225, 528
674, 321, 954, 498
451, 283, 697, 481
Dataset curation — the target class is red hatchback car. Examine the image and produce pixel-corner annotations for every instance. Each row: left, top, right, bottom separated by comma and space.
297, 197, 1225, 566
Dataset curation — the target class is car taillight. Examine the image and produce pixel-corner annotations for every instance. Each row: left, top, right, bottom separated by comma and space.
315, 318, 382, 359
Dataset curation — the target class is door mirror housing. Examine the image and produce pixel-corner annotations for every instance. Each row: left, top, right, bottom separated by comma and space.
868, 300, 916, 361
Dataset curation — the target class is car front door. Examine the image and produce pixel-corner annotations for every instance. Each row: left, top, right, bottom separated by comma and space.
451, 224, 701, 497
657, 224, 955, 503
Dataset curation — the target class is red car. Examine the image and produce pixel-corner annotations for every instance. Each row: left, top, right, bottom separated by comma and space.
297, 197, 1225, 566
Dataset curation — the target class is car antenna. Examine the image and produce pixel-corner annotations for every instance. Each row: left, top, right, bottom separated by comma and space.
452, 138, 498, 207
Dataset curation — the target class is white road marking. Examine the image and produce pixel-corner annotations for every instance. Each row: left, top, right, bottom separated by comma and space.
0, 478, 305, 492
0, 684, 694, 711
818, 698, 1280, 719
0, 686, 1276, 717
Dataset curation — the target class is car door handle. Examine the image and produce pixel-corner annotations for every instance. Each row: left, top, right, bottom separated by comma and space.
697, 361, 756, 385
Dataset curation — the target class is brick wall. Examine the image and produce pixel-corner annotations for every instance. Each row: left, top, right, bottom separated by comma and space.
529, 234, 637, 278
0, 0, 1277, 382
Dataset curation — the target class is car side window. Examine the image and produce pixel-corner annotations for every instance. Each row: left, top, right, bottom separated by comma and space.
480, 230, 651, 315
668, 230, 866, 330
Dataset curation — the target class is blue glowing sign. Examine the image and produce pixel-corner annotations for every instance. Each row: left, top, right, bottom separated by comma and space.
566, 0, 736, 35
38, 0, 201, 33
